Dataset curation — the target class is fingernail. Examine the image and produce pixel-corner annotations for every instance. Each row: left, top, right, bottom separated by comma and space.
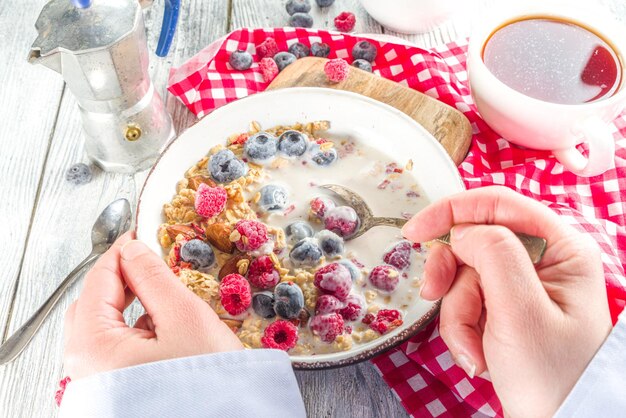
451, 224, 470, 241
455, 354, 476, 378
121, 240, 147, 261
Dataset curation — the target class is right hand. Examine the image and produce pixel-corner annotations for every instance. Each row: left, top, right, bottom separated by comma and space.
401, 186, 612, 418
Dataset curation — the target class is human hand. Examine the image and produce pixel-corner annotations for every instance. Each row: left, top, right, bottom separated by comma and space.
402, 186, 611, 418
63, 232, 242, 380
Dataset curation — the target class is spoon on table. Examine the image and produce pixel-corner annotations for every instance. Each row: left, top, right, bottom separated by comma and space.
0, 198, 132, 365
320, 184, 547, 264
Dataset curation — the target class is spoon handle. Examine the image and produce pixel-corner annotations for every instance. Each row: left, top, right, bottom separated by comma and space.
0, 251, 99, 365
370, 217, 408, 229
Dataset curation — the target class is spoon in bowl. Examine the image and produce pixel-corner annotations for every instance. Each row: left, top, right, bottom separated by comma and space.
0, 198, 132, 365
319, 184, 546, 264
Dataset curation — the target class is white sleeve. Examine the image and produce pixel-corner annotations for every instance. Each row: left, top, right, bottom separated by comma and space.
554, 311, 626, 417
59, 349, 306, 418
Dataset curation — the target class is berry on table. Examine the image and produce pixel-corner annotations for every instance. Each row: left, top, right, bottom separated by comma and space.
274, 282, 305, 319
233, 219, 269, 252
368, 264, 400, 292
338, 259, 361, 281
338, 294, 364, 321
314, 262, 352, 301
259, 57, 279, 82
257, 37, 279, 59
65, 163, 92, 185
315, 0, 335, 7
310, 313, 344, 343
194, 183, 227, 218
311, 42, 331, 57
248, 256, 281, 289
180, 238, 216, 269
310, 196, 335, 218
274, 51, 297, 72
315, 294, 344, 315
289, 12, 314, 28
286, 0, 311, 15
334, 11, 356, 32
285, 221, 314, 243
261, 320, 299, 351
289, 237, 323, 265
309, 144, 338, 166
278, 130, 309, 156
219, 273, 252, 315
209, 149, 248, 183
352, 59, 372, 72
383, 240, 412, 270
324, 58, 349, 83
252, 291, 276, 319
352, 40, 377, 62
324, 206, 359, 237
244, 132, 278, 162
315, 229, 344, 258
288, 42, 311, 59
258, 184, 289, 212
228, 50, 253, 70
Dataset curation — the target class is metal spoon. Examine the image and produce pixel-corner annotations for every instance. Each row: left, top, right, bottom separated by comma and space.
320, 184, 547, 264
0, 198, 132, 365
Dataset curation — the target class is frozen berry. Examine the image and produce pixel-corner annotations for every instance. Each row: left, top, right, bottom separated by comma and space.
324, 58, 349, 83
311, 42, 331, 57
315, 294, 344, 315
369, 265, 400, 292
274, 282, 305, 319
289, 12, 313, 28
315, 230, 344, 257
278, 130, 309, 157
257, 37, 279, 59
66, 163, 92, 185
288, 42, 310, 59
338, 259, 361, 281
261, 320, 298, 351
334, 11, 356, 32
338, 294, 364, 321
310, 196, 335, 218
314, 262, 352, 301
248, 256, 280, 289
383, 240, 412, 270
274, 51, 297, 72
244, 132, 278, 162
209, 149, 248, 183
310, 313, 344, 343
219, 273, 252, 315
369, 309, 403, 334
285, 221, 314, 243
234, 219, 269, 252
286, 0, 311, 15
352, 40, 377, 62
315, 0, 335, 7
310, 144, 338, 166
352, 59, 372, 72
259, 57, 279, 82
324, 206, 359, 237
252, 291, 276, 318
258, 184, 288, 212
194, 183, 227, 218
180, 239, 216, 269
228, 50, 253, 70
290, 237, 323, 266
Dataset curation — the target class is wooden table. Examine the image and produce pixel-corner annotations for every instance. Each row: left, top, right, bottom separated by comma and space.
1, 1, 624, 417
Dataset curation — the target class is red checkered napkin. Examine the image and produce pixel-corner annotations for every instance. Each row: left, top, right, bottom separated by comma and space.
168, 28, 626, 418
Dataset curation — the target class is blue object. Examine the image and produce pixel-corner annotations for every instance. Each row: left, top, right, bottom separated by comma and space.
71, 0, 92, 8
156, 0, 180, 57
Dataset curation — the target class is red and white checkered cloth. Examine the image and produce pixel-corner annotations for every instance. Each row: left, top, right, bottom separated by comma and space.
168, 28, 626, 418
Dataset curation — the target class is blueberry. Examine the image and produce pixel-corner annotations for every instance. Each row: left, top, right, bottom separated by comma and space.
274, 282, 305, 319
315, 0, 335, 7
290, 237, 323, 265
209, 149, 248, 183
288, 42, 310, 59
352, 40, 377, 62
65, 163, 92, 185
252, 291, 276, 319
286, 0, 311, 15
244, 132, 278, 162
315, 230, 344, 257
228, 50, 253, 70
352, 59, 372, 72
285, 221, 314, 243
274, 52, 297, 71
258, 184, 288, 212
278, 130, 309, 157
180, 239, 215, 269
289, 12, 314, 28
310, 144, 338, 166
338, 259, 361, 281
311, 42, 331, 58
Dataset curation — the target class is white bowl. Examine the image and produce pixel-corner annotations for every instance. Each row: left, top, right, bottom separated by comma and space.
360, 0, 463, 34
136, 87, 465, 368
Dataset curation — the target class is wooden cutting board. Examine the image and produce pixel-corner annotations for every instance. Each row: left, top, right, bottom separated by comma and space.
268, 57, 472, 165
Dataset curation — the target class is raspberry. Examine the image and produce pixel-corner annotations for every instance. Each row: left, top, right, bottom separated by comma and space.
260, 57, 279, 83
310, 313, 344, 343
324, 206, 359, 237
369, 265, 400, 292
338, 294, 364, 321
248, 256, 280, 289
310, 196, 335, 218
234, 220, 269, 252
334, 11, 356, 32
314, 262, 352, 301
315, 294, 344, 315
55, 376, 72, 406
194, 183, 227, 218
219, 274, 252, 315
324, 58, 350, 83
257, 37, 279, 59
383, 240, 412, 270
369, 309, 403, 335
361, 313, 375, 324
261, 320, 299, 351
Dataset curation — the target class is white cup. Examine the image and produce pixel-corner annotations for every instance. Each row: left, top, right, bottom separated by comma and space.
359, 0, 464, 34
467, 4, 626, 177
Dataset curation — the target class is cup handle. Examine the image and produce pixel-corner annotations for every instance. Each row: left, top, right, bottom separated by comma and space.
552, 117, 615, 177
